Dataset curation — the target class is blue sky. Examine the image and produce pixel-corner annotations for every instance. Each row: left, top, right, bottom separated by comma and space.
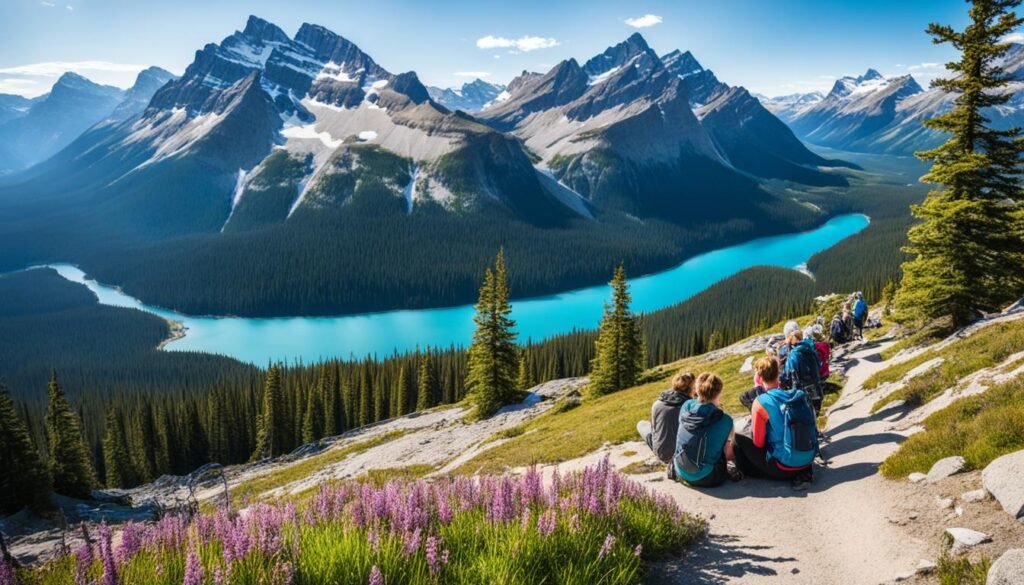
0, 0, 989, 98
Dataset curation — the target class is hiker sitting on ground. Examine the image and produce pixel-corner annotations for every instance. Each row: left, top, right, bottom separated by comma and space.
829, 312, 851, 345
733, 358, 817, 490
852, 292, 868, 338
781, 328, 824, 416
673, 373, 743, 487
775, 320, 801, 366
637, 370, 696, 474
806, 324, 831, 382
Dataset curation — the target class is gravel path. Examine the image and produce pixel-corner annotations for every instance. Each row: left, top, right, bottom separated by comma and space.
540, 340, 931, 584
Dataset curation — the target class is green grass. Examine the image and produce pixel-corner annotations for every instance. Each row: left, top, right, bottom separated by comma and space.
936, 552, 990, 585
226, 430, 407, 506
878, 317, 955, 361
620, 461, 664, 475
880, 375, 1024, 478
867, 319, 1024, 413
364, 464, 436, 484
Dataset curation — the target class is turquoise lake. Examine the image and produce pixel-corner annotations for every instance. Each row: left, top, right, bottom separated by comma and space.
48, 213, 869, 365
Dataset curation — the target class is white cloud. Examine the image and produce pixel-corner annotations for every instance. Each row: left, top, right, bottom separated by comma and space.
66, 4, 73, 10
40, 1, 55, 6
0, 61, 146, 76
454, 71, 491, 78
1003, 32, 1024, 43
624, 14, 663, 28
476, 35, 560, 52
907, 62, 941, 72
0, 78, 41, 94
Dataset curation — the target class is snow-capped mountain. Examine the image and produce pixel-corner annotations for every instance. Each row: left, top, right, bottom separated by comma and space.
109, 67, 177, 121
0, 94, 34, 126
758, 91, 824, 123
8, 16, 577, 236
478, 32, 847, 215
427, 79, 507, 112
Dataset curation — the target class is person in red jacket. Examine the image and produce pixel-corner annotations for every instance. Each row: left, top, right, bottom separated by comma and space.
733, 357, 816, 490
806, 324, 831, 381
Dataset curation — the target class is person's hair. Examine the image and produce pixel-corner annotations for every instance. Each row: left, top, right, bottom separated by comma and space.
671, 370, 696, 394
696, 373, 724, 402
787, 329, 804, 343
754, 357, 779, 384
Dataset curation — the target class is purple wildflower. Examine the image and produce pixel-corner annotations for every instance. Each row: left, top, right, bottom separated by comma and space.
183, 539, 203, 585
425, 535, 442, 575
98, 522, 118, 585
74, 544, 93, 585
368, 565, 384, 585
116, 522, 144, 565
403, 528, 422, 556
0, 559, 15, 585
536, 509, 556, 537
633, 544, 643, 557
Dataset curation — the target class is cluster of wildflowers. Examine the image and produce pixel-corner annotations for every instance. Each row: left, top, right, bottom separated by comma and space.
26, 457, 696, 585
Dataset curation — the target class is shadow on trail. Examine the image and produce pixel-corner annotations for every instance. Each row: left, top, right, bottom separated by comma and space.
645, 533, 798, 584
823, 432, 906, 459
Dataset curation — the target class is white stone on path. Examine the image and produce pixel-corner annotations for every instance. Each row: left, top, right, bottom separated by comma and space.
740, 356, 754, 373
908, 472, 927, 483
944, 527, 991, 552
925, 456, 966, 484
961, 489, 987, 503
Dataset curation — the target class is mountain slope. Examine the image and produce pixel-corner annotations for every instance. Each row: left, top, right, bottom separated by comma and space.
0, 73, 125, 173
427, 79, 506, 112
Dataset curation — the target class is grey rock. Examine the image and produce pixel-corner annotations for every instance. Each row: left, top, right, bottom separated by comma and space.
909, 472, 927, 483
945, 527, 991, 552
915, 559, 936, 574
925, 456, 966, 483
739, 356, 754, 373
987, 549, 1024, 585
983, 450, 1024, 521
961, 489, 988, 503
936, 496, 954, 510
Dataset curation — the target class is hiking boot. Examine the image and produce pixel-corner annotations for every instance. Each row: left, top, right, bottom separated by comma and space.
726, 461, 744, 482
791, 470, 813, 491
666, 464, 676, 481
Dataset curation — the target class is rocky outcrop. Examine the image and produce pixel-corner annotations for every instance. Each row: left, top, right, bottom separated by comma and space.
983, 450, 1024, 522
945, 527, 991, 552
924, 456, 966, 484
987, 549, 1024, 585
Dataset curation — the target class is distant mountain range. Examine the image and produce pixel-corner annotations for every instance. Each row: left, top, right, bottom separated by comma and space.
0, 67, 175, 174
0, 17, 851, 316
758, 45, 1024, 154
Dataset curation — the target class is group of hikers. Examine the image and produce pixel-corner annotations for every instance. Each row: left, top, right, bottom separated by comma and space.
637, 293, 869, 491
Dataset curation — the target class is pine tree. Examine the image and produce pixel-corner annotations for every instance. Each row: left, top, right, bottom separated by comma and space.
130, 405, 159, 482
359, 368, 373, 427
321, 367, 338, 436
416, 355, 436, 411
44, 371, 97, 498
465, 250, 519, 418
181, 402, 210, 471
252, 366, 287, 460
0, 383, 51, 513
396, 365, 412, 415
302, 383, 324, 444
517, 348, 535, 390
896, 0, 1024, 327
588, 265, 646, 397
102, 409, 136, 488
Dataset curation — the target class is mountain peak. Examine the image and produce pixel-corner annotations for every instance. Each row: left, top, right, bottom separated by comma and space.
243, 15, 290, 44
859, 68, 884, 82
582, 34, 654, 77
626, 32, 650, 49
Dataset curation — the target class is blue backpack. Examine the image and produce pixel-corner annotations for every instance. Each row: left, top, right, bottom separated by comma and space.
761, 390, 818, 468
785, 340, 821, 397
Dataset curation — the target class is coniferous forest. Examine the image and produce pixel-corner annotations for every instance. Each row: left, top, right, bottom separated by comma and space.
0, 169, 925, 504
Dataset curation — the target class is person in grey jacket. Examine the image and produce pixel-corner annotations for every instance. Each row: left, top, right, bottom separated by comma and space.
637, 370, 696, 477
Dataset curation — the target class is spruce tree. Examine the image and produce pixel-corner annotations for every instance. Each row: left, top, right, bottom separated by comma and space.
396, 365, 413, 415
588, 265, 646, 397
302, 384, 324, 444
0, 384, 51, 513
321, 367, 338, 436
102, 409, 136, 488
252, 366, 287, 460
359, 368, 373, 427
130, 405, 158, 482
465, 250, 519, 418
181, 402, 210, 471
416, 355, 436, 411
44, 371, 97, 498
896, 0, 1024, 326
517, 348, 535, 390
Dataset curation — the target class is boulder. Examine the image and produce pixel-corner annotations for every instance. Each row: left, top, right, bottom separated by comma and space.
908, 472, 927, 483
925, 456, 966, 484
936, 496, 954, 510
945, 527, 991, 552
983, 450, 1024, 522
740, 356, 754, 373
961, 489, 987, 503
987, 549, 1024, 585
915, 559, 936, 575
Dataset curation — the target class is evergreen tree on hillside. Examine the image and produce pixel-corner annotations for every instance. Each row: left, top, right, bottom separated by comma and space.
130, 405, 159, 482
252, 366, 287, 460
517, 347, 535, 390
359, 368, 373, 427
896, 0, 1024, 326
44, 371, 96, 498
588, 265, 646, 397
181, 402, 210, 471
102, 409, 137, 488
465, 250, 519, 418
417, 355, 437, 411
302, 383, 324, 444
0, 384, 51, 513
396, 365, 413, 415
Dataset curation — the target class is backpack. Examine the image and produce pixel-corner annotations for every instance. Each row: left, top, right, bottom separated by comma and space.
675, 407, 723, 475
759, 390, 818, 468
830, 317, 849, 343
777, 390, 818, 465
786, 341, 822, 399
853, 299, 868, 321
